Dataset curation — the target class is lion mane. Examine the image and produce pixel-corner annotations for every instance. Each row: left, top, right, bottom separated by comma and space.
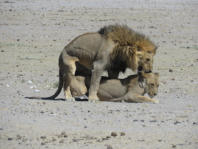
98, 24, 156, 72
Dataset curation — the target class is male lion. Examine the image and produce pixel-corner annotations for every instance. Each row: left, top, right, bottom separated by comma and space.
72, 72, 159, 103
27, 24, 157, 101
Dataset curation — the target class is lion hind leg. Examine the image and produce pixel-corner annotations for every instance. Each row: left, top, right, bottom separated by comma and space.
62, 54, 79, 101
64, 86, 75, 101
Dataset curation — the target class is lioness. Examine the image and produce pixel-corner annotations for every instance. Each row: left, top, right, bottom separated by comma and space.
27, 25, 157, 101
71, 72, 159, 103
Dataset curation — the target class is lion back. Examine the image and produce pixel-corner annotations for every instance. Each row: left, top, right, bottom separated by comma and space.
98, 24, 146, 46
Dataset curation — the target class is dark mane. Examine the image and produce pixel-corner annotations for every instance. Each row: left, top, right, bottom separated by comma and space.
98, 24, 148, 46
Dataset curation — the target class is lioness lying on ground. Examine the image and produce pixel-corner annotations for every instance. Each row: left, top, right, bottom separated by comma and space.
71, 72, 159, 103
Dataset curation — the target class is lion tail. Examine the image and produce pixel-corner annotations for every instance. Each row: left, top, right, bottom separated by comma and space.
25, 69, 64, 100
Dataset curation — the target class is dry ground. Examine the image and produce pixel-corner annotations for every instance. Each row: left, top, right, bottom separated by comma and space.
0, 0, 198, 149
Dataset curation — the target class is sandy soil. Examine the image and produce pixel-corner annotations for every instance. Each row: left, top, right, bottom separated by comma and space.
0, 0, 198, 148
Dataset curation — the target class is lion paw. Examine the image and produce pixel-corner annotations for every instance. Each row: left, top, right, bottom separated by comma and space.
88, 95, 100, 102
153, 99, 159, 104
66, 97, 75, 102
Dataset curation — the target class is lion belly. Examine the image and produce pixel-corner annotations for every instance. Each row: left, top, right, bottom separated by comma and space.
97, 79, 127, 101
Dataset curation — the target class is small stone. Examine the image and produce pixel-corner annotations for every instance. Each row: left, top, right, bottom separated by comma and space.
150, 120, 157, 123
102, 136, 111, 141
34, 89, 40, 93
8, 137, 13, 141
169, 69, 173, 72
111, 132, 117, 137
149, 26, 156, 29
120, 132, 125, 136
40, 110, 44, 114
16, 135, 22, 140
40, 136, 46, 139
106, 144, 113, 149
172, 144, 176, 148
28, 80, 33, 84
61, 131, 67, 138
72, 138, 77, 142
59, 139, 64, 143
174, 121, 181, 125
57, 131, 67, 138
52, 137, 56, 142
41, 142, 45, 145
22, 137, 28, 142
17, 39, 20, 42
1, 50, 4, 52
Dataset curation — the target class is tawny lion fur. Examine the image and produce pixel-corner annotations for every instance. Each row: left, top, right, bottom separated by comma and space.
71, 72, 159, 103
27, 24, 157, 101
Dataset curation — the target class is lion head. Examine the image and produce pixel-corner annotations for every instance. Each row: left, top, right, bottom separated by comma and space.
99, 24, 157, 73
135, 39, 157, 72
143, 72, 159, 98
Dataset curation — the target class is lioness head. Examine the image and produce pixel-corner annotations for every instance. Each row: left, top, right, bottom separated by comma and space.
135, 39, 157, 72
143, 72, 159, 98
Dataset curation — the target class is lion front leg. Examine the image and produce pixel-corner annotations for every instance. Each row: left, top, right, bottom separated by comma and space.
61, 53, 78, 101
127, 94, 159, 103
88, 62, 104, 102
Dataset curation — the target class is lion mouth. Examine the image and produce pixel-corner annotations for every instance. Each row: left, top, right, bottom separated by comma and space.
138, 66, 152, 73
